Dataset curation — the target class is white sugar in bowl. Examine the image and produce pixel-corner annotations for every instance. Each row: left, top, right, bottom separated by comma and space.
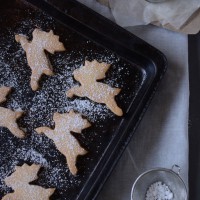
131, 165, 188, 200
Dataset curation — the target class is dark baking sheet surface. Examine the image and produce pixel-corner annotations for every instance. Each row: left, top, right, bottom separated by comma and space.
189, 32, 200, 200
0, 0, 167, 199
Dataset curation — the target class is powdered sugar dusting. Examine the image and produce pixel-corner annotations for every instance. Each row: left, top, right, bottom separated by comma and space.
69, 99, 112, 122
3, 164, 55, 200
66, 60, 123, 116
145, 181, 173, 200
36, 111, 91, 175
0, 1, 145, 199
17, 148, 48, 167
15, 29, 65, 91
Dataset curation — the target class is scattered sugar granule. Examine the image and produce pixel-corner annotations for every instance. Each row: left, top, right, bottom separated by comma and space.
145, 181, 173, 200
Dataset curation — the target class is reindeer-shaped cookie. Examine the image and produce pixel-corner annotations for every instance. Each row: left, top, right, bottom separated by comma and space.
66, 60, 123, 116
36, 110, 91, 175
0, 87, 24, 138
15, 29, 66, 91
3, 164, 55, 200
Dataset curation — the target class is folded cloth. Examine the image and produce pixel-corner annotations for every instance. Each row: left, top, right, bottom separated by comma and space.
98, 0, 200, 34
110, 0, 199, 27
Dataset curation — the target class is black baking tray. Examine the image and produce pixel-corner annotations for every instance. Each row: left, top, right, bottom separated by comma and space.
0, 0, 167, 199
189, 32, 200, 200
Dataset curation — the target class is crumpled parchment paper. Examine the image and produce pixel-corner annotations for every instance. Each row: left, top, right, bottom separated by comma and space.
98, 0, 200, 34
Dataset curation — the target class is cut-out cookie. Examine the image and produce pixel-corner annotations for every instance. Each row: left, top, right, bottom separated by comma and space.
0, 86, 11, 103
66, 60, 123, 116
36, 110, 91, 175
2, 164, 55, 200
15, 28, 66, 91
0, 86, 25, 138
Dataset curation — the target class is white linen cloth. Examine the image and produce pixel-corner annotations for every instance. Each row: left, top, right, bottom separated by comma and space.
78, 1, 189, 199
109, 0, 200, 34
97, 0, 200, 34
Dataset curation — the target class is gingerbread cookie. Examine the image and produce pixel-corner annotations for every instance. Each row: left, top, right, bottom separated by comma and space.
66, 60, 123, 116
15, 29, 66, 91
35, 110, 91, 175
0, 86, 25, 138
3, 164, 55, 200
0, 86, 11, 103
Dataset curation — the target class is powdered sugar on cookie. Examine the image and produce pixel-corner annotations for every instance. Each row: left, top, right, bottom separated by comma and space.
3, 164, 55, 200
67, 60, 123, 116
36, 110, 91, 175
15, 29, 66, 91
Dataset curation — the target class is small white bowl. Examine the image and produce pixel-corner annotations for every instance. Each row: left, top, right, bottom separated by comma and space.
131, 165, 188, 200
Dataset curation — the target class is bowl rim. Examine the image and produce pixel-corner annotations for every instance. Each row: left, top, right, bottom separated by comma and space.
130, 167, 188, 200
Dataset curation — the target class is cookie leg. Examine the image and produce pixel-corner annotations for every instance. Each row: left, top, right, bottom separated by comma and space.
8, 123, 25, 138
67, 156, 78, 175
106, 99, 123, 116
30, 74, 40, 91
65, 142, 87, 175
66, 86, 84, 98
35, 127, 53, 138
43, 68, 54, 76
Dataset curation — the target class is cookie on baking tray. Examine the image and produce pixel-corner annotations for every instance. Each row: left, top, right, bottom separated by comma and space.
36, 110, 91, 175
2, 164, 55, 200
15, 29, 66, 91
66, 60, 123, 116
0, 87, 25, 138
